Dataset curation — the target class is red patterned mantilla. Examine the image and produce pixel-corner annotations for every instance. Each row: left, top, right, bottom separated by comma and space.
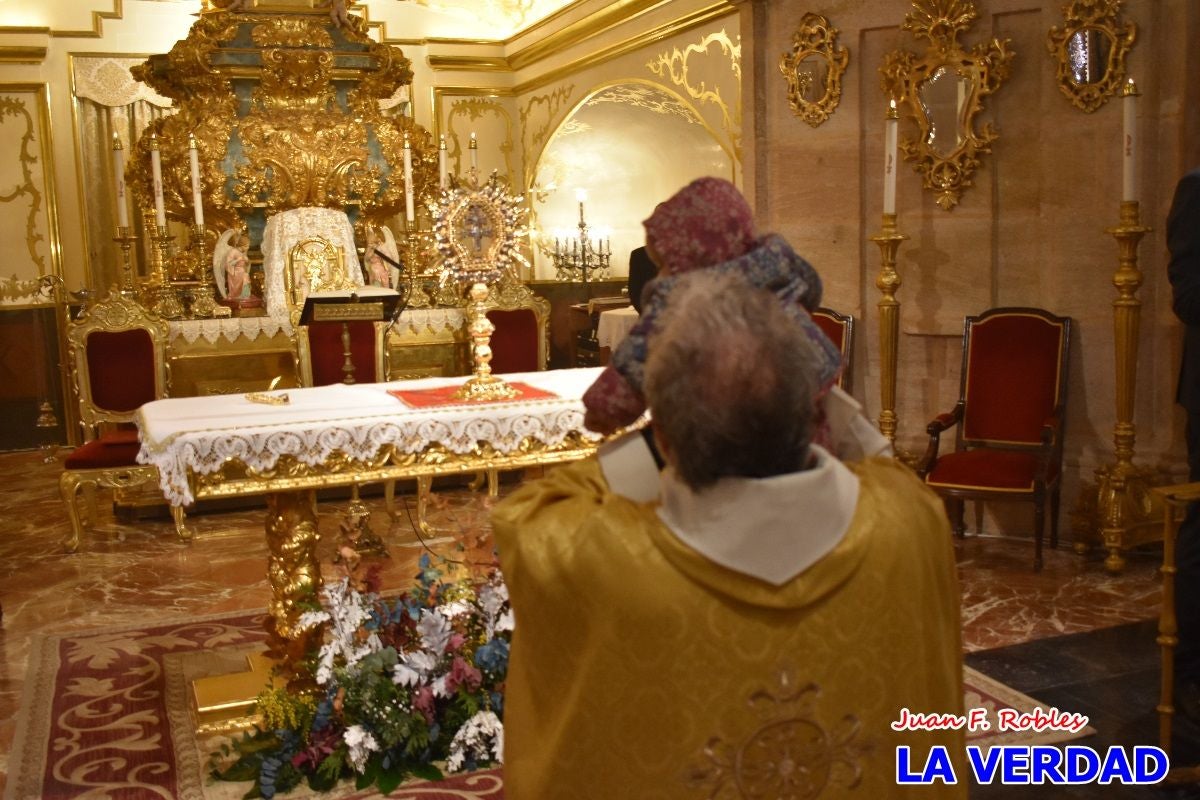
389, 382, 557, 408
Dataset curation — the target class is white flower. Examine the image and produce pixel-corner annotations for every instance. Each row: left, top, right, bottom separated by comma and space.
344, 724, 379, 772
439, 599, 472, 619
416, 609, 453, 655
446, 710, 504, 773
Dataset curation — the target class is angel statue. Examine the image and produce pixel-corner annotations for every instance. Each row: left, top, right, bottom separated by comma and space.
213, 228, 259, 307
363, 224, 401, 289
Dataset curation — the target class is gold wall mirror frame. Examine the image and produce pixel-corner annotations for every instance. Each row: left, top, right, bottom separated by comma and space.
779, 12, 849, 128
881, 0, 1015, 211
1046, 0, 1136, 113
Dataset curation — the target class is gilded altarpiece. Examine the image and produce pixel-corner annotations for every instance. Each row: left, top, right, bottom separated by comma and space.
0, 83, 68, 450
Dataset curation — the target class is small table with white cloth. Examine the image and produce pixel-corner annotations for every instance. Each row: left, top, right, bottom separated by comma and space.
596, 305, 639, 351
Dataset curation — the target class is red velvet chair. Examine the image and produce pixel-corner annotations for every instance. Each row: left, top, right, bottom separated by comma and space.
59, 294, 173, 553
297, 320, 387, 387
918, 308, 1071, 570
812, 307, 855, 393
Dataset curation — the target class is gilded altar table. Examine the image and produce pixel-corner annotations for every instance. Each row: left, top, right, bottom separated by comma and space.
134, 367, 602, 683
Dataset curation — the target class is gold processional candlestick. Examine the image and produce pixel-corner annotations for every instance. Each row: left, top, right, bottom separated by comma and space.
114, 226, 139, 296
454, 281, 518, 401
1092, 198, 1155, 571
870, 212, 909, 448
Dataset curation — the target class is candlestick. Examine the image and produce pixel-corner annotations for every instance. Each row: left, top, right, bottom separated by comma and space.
1122, 78, 1138, 203
884, 99, 899, 216
438, 134, 448, 189
870, 213, 909, 448
149, 133, 166, 229
469, 131, 478, 171
188, 133, 204, 227
402, 133, 415, 222
111, 132, 129, 229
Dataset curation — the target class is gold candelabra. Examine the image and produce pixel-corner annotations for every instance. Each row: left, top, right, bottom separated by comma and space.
403, 226, 434, 308
188, 222, 218, 318
114, 226, 139, 296
1085, 199, 1160, 571
870, 212, 909, 448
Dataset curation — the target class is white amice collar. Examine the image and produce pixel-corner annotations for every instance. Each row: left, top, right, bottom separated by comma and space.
656, 444, 860, 586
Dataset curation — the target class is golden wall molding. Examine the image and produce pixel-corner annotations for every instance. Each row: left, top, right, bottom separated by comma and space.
0, 84, 62, 283
427, 55, 512, 72
519, 84, 575, 172
507, 0, 666, 71
0, 46, 48, 64
442, 95, 518, 182
514, 2, 735, 95
646, 28, 741, 160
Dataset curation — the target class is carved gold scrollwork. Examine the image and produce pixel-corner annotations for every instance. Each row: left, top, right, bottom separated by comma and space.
251, 16, 334, 48
647, 30, 742, 161
881, 0, 1014, 211
1046, 0, 1136, 113
779, 13, 849, 128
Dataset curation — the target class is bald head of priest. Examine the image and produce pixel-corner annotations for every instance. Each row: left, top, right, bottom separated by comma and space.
492, 272, 965, 798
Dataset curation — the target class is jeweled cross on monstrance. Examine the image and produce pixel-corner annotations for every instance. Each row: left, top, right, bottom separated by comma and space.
463, 201, 494, 253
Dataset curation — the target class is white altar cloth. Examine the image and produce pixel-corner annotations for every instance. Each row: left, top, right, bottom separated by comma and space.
597, 305, 638, 350
136, 367, 603, 507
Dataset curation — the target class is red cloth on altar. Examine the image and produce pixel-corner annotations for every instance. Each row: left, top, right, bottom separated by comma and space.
389, 381, 557, 408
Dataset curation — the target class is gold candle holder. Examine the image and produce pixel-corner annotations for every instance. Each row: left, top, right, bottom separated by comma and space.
188, 223, 218, 318
146, 224, 184, 319
1085, 199, 1160, 571
113, 226, 139, 296
454, 281, 518, 401
403, 227, 433, 308
870, 212, 909, 447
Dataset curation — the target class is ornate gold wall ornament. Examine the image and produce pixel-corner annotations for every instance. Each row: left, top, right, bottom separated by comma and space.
0, 95, 47, 276
647, 29, 742, 161
880, 0, 1015, 211
779, 13, 849, 128
585, 84, 700, 125
519, 84, 574, 170
686, 669, 871, 798
1046, 0, 1136, 113
444, 97, 517, 184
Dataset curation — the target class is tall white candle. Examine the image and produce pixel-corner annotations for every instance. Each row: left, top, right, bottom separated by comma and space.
149, 133, 166, 229
1122, 78, 1138, 203
469, 131, 478, 171
188, 132, 204, 227
111, 132, 129, 229
402, 132, 415, 223
884, 99, 899, 216
438, 134, 448, 189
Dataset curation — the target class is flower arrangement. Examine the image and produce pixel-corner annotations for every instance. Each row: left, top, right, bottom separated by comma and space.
212, 552, 511, 798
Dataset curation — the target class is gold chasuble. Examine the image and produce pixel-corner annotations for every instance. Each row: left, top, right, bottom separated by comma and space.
493, 456, 966, 799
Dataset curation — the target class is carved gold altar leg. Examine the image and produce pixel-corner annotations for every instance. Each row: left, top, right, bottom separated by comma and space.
1077, 201, 1163, 571
870, 213, 909, 448
416, 475, 435, 538
336, 485, 387, 558
264, 490, 323, 684
172, 504, 193, 542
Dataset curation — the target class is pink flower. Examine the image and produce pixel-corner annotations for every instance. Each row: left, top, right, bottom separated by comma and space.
445, 656, 482, 695
413, 685, 436, 723
447, 632, 466, 653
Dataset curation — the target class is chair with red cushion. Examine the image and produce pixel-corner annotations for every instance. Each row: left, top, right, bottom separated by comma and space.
917, 307, 1071, 570
60, 293, 173, 552
296, 320, 388, 387
812, 307, 855, 393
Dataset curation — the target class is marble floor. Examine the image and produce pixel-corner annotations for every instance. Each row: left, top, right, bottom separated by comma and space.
0, 448, 1169, 794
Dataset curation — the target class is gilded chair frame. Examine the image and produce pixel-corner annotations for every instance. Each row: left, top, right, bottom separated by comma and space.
918, 307, 1071, 570
60, 293, 179, 552
295, 320, 391, 388
812, 307, 855, 394
485, 276, 552, 371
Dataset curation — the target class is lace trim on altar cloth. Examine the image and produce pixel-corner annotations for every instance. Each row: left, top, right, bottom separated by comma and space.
138, 407, 592, 507
169, 317, 292, 344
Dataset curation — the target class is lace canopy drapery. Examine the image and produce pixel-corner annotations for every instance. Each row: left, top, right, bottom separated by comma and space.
261, 207, 364, 321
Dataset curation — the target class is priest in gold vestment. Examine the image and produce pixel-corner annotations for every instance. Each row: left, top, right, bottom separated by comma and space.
494, 274, 965, 798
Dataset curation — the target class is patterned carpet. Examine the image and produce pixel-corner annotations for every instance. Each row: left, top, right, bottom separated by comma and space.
6, 608, 1093, 800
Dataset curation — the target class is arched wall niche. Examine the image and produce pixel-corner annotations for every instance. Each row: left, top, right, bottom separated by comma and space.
527, 79, 734, 280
